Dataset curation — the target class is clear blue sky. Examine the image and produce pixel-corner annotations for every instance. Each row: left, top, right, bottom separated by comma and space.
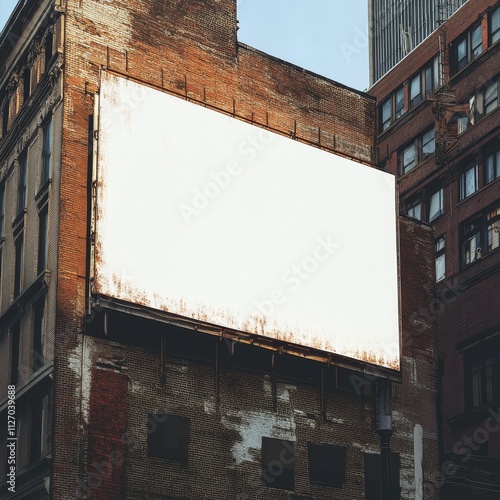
1, 0, 369, 91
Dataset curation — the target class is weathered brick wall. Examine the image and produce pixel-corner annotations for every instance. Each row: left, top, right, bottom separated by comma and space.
46, 0, 441, 499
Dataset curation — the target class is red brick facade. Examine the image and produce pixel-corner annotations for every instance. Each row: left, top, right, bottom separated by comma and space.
371, 1, 500, 497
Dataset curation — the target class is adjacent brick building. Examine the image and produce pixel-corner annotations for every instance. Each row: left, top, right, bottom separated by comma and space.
370, 0, 500, 497
1, 1, 440, 498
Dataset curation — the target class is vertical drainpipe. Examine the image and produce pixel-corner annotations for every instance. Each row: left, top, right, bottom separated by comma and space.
378, 380, 392, 500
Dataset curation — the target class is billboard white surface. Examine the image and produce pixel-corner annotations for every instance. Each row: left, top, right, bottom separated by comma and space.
94, 72, 400, 370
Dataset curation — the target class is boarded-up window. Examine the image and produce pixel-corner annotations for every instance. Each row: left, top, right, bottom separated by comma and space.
261, 437, 295, 491
147, 414, 190, 465
308, 442, 346, 488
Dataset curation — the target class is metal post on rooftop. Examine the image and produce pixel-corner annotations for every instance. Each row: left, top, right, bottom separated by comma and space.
378, 380, 393, 500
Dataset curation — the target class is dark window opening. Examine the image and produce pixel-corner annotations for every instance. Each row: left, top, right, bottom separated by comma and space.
364, 452, 400, 500
41, 116, 52, 185
14, 233, 24, 297
44, 32, 54, 72
33, 300, 45, 371
147, 413, 190, 465
11, 322, 21, 386
37, 205, 49, 274
23, 68, 31, 103
261, 437, 295, 491
308, 442, 346, 488
465, 342, 500, 410
17, 150, 28, 215
2, 99, 8, 136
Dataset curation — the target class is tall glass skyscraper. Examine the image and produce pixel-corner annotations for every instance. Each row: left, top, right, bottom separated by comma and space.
369, 0, 468, 84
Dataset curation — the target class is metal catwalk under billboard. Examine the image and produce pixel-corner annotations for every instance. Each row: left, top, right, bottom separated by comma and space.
92, 71, 400, 371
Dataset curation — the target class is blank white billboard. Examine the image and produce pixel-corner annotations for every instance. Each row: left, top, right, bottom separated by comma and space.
93, 71, 400, 370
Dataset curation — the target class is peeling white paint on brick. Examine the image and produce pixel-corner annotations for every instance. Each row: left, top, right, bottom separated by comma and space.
67, 336, 92, 425
221, 410, 296, 465
204, 396, 216, 416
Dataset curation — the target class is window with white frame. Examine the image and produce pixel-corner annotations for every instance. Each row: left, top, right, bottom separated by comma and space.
460, 165, 478, 200
429, 188, 444, 222
401, 143, 416, 174
435, 235, 445, 282
486, 149, 500, 184
487, 206, 500, 253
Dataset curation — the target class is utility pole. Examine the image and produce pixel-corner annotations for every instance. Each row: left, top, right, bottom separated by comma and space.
378, 380, 393, 500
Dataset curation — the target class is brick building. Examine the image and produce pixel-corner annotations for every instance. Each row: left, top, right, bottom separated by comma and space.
370, 0, 500, 498
1, 1, 439, 499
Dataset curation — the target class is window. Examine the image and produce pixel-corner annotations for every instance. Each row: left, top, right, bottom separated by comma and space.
491, 6, 500, 44
2, 98, 9, 137
407, 201, 421, 221
41, 116, 52, 185
379, 86, 405, 130
410, 74, 422, 108
399, 128, 435, 174
461, 201, 500, 267
364, 452, 400, 500
44, 32, 54, 72
429, 188, 444, 222
394, 87, 405, 118
453, 25, 483, 73
460, 165, 478, 200
17, 149, 28, 215
487, 206, 500, 253
401, 143, 416, 174
465, 342, 500, 409
308, 443, 346, 488
462, 216, 481, 265
486, 150, 500, 184
484, 80, 498, 115
421, 128, 435, 156
381, 98, 391, 130
23, 67, 31, 103
261, 437, 295, 490
38, 205, 49, 274
147, 414, 190, 464
0, 182, 5, 237
31, 395, 50, 462
471, 77, 500, 121
436, 235, 446, 282
14, 233, 24, 297
33, 300, 45, 371
11, 322, 20, 386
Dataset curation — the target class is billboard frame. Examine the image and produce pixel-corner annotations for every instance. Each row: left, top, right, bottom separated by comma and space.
88, 69, 402, 382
